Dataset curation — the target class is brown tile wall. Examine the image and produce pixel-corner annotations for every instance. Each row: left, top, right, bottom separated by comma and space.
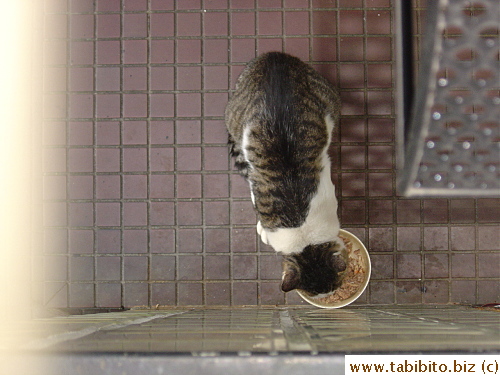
39, 0, 499, 308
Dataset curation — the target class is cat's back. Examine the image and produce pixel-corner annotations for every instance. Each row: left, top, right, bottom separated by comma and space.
225, 52, 340, 228
235, 51, 307, 104
226, 52, 340, 142
231, 52, 339, 171
230, 52, 338, 118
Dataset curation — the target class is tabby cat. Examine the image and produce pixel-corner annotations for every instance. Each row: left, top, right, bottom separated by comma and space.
225, 52, 346, 297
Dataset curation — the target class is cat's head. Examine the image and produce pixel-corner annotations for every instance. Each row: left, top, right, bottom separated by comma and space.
281, 240, 347, 296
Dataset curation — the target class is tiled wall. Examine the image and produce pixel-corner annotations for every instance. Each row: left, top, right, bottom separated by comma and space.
39, 0, 499, 309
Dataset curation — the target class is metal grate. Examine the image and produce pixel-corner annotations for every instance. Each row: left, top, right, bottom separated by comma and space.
399, 0, 499, 196
23, 307, 500, 353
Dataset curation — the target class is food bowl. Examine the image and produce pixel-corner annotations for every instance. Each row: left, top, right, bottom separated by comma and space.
297, 229, 371, 309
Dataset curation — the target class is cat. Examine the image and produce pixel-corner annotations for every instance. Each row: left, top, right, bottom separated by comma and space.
225, 52, 346, 298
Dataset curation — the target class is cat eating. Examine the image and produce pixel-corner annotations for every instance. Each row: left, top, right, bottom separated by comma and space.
225, 52, 347, 298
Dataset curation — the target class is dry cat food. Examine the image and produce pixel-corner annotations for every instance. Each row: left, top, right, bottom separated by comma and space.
313, 235, 366, 304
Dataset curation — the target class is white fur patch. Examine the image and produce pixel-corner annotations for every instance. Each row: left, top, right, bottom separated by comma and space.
242, 126, 256, 207
257, 114, 341, 254
256, 221, 269, 244
241, 126, 252, 167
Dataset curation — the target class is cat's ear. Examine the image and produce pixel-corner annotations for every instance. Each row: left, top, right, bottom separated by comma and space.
281, 263, 301, 292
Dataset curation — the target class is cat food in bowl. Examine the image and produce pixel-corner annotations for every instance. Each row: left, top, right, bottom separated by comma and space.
297, 229, 371, 309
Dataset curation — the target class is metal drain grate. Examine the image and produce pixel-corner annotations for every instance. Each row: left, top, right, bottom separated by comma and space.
399, 0, 499, 196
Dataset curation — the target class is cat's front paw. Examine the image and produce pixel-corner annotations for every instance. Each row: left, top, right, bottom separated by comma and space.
257, 221, 269, 245
333, 236, 347, 258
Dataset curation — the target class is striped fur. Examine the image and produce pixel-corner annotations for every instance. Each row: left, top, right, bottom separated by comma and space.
225, 52, 346, 296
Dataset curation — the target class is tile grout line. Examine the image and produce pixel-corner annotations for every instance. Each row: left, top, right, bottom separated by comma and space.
200, 2, 207, 307
146, 0, 152, 308
119, 0, 126, 308
172, 1, 180, 307
63, 0, 71, 309
90, 0, 99, 309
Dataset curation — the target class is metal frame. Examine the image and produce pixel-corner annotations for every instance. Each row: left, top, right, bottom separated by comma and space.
396, 0, 499, 196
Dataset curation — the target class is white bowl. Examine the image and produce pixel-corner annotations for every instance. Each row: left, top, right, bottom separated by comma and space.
297, 229, 371, 309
